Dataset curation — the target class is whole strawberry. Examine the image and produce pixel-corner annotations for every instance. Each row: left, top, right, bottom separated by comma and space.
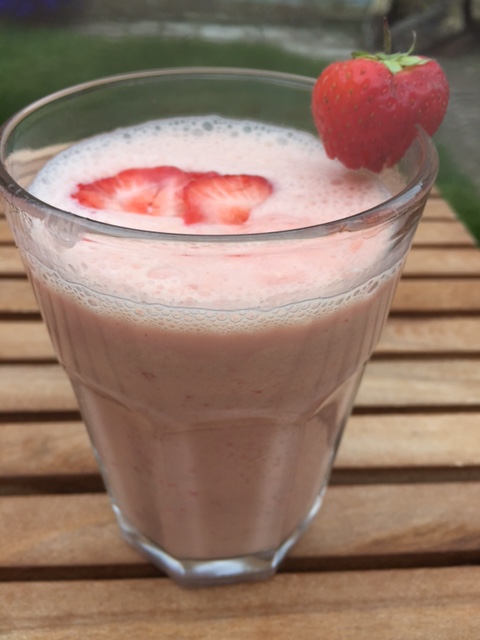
312, 43, 449, 173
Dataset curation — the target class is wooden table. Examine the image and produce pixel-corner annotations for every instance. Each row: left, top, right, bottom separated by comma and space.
1, 190, 480, 638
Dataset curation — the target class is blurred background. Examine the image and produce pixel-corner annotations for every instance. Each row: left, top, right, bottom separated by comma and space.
0, 0, 478, 239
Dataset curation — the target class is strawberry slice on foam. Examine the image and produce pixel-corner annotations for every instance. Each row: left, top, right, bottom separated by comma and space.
183, 174, 273, 225
73, 166, 191, 217
72, 167, 273, 225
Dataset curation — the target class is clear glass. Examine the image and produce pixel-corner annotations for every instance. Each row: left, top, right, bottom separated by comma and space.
0, 68, 438, 587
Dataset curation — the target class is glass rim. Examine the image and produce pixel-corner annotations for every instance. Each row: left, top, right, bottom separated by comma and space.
0, 66, 439, 244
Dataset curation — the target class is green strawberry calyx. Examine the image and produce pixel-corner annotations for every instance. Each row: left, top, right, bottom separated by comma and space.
351, 50, 428, 74
352, 21, 429, 74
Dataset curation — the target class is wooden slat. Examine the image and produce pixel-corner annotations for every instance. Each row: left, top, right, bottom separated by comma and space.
0, 168, 476, 605
377, 317, 480, 354
422, 197, 458, 220
0, 421, 96, 478
1, 314, 480, 363
0, 358, 479, 413
1, 412, 479, 481
0, 192, 478, 640
302, 482, 480, 559
0, 280, 37, 314
0, 246, 24, 274
0, 219, 13, 243
1, 246, 479, 279
0, 321, 53, 360
403, 248, 480, 276
391, 278, 480, 312
337, 413, 480, 469
1, 315, 480, 365
0, 365, 75, 412
0, 207, 474, 269
1, 277, 480, 315
2, 483, 480, 571
0, 568, 480, 639
358, 359, 480, 408
0, 493, 135, 568
413, 220, 475, 246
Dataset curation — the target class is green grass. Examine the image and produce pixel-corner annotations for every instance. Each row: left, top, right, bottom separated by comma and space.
0, 25, 323, 123
1, 24, 478, 243
436, 144, 480, 244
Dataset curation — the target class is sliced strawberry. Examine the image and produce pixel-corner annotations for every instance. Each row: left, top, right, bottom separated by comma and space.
72, 166, 273, 225
183, 174, 273, 225
72, 166, 192, 216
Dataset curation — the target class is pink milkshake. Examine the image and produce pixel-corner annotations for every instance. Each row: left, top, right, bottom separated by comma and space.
0, 69, 438, 586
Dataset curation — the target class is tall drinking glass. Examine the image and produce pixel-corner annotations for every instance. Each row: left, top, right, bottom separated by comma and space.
0, 69, 438, 587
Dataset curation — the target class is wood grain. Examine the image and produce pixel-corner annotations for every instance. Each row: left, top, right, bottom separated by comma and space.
1, 224, 471, 259
377, 317, 480, 354
0, 321, 53, 360
1, 411, 479, 481
413, 220, 475, 246
1, 315, 479, 362
422, 198, 457, 220
1, 246, 479, 279
0, 280, 38, 314
337, 412, 480, 468
1, 277, 480, 315
403, 248, 480, 276
0, 219, 13, 243
0, 358, 479, 412
335, 412, 480, 469
0, 246, 24, 274
0, 192, 479, 638
358, 359, 480, 408
391, 278, 480, 312
0, 313, 479, 364
0, 421, 96, 477
0, 365, 75, 412
1, 569, 480, 639
2, 482, 480, 570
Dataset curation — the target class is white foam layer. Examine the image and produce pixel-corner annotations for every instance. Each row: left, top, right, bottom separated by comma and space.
26, 116, 400, 323
29, 116, 389, 234
31, 247, 402, 333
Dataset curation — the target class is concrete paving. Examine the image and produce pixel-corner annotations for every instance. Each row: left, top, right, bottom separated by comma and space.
433, 34, 480, 197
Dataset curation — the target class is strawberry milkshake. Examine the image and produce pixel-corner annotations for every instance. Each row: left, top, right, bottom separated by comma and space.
0, 69, 438, 586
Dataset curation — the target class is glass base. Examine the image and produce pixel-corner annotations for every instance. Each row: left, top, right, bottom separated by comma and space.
113, 489, 326, 588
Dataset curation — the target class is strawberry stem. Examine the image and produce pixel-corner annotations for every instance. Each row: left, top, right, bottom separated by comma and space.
407, 31, 417, 56
351, 19, 428, 74
383, 17, 392, 55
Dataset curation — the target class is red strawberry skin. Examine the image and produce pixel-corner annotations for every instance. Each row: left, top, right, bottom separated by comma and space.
312, 57, 449, 172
